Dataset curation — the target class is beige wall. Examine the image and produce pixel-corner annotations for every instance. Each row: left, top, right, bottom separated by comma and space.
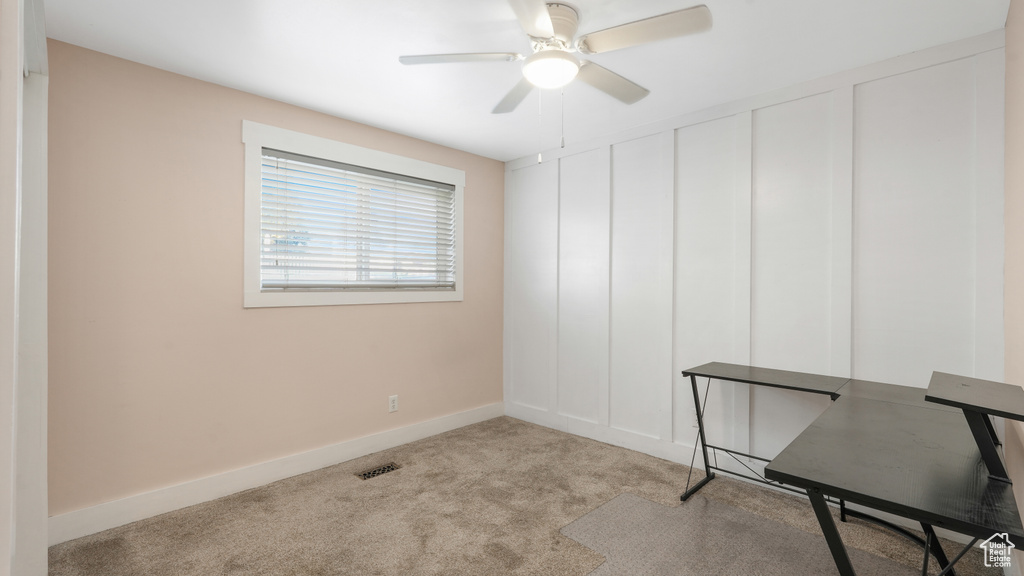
47, 40, 504, 516
1008, 0, 1024, 567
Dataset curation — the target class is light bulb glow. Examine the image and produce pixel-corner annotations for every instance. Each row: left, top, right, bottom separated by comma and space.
523, 50, 580, 89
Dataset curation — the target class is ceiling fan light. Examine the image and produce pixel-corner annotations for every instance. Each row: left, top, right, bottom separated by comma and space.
523, 50, 580, 89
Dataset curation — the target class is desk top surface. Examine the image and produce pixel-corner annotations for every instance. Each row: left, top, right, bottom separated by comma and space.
682, 362, 849, 397
837, 378, 959, 413
925, 371, 1024, 422
765, 395, 1024, 542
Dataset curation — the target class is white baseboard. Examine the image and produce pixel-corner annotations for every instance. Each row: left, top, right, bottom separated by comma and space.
48, 402, 505, 545
504, 401, 696, 465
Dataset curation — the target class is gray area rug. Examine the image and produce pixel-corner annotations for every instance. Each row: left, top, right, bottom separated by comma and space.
562, 493, 918, 576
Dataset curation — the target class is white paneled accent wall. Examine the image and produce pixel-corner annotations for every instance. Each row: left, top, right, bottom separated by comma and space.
852, 54, 1004, 386
503, 32, 1005, 471
609, 134, 675, 441
748, 93, 838, 458
557, 149, 610, 424
506, 161, 558, 414
673, 115, 750, 453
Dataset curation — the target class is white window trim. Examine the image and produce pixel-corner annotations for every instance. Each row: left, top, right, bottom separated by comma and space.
242, 120, 465, 307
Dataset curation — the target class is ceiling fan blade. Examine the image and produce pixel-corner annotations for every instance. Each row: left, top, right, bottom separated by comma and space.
507, 0, 554, 38
399, 53, 523, 65
577, 4, 711, 55
576, 61, 649, 104
492, 78, 534, 114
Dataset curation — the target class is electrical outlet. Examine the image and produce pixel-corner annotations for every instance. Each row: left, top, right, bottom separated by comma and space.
388, 395, 398, 413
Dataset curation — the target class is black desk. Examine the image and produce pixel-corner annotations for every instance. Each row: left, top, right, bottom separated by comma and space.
926, 371, 1024, 482
683, 361, 849, 399
925, 371, 1024, 420
680, 362, 848, 499
838, 378, 959, 412
766, 395, 1023, 575
682, 363, 1024, 576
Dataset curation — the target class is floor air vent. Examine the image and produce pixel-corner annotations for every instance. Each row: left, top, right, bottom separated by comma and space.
356, 462, 400, 480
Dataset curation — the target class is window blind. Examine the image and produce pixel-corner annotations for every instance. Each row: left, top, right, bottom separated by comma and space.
259, 148, 457, 291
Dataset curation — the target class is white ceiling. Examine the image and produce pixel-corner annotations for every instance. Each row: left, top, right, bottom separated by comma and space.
44, 0, 1010, 162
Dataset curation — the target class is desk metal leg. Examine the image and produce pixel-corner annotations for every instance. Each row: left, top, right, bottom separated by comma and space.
807, 488, 856, 576
920, 524, 956, 576
921, 529, 931, 576
681, 374, 715, 501
936, 538, 979, 576
963, 410, 1010, 481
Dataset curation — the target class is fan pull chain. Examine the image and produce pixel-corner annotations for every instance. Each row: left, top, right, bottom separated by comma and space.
537, 89, 543, 163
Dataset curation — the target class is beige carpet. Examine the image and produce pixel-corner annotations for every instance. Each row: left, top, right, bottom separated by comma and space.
49, 416, 999, 575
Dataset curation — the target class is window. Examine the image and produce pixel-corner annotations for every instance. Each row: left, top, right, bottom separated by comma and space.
243, 121, 464, 307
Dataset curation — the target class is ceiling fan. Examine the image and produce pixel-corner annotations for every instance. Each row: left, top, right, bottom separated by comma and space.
399, 1, 712, 113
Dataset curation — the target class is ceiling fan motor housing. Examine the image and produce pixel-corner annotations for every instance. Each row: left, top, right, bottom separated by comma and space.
546, 4, 579, 45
